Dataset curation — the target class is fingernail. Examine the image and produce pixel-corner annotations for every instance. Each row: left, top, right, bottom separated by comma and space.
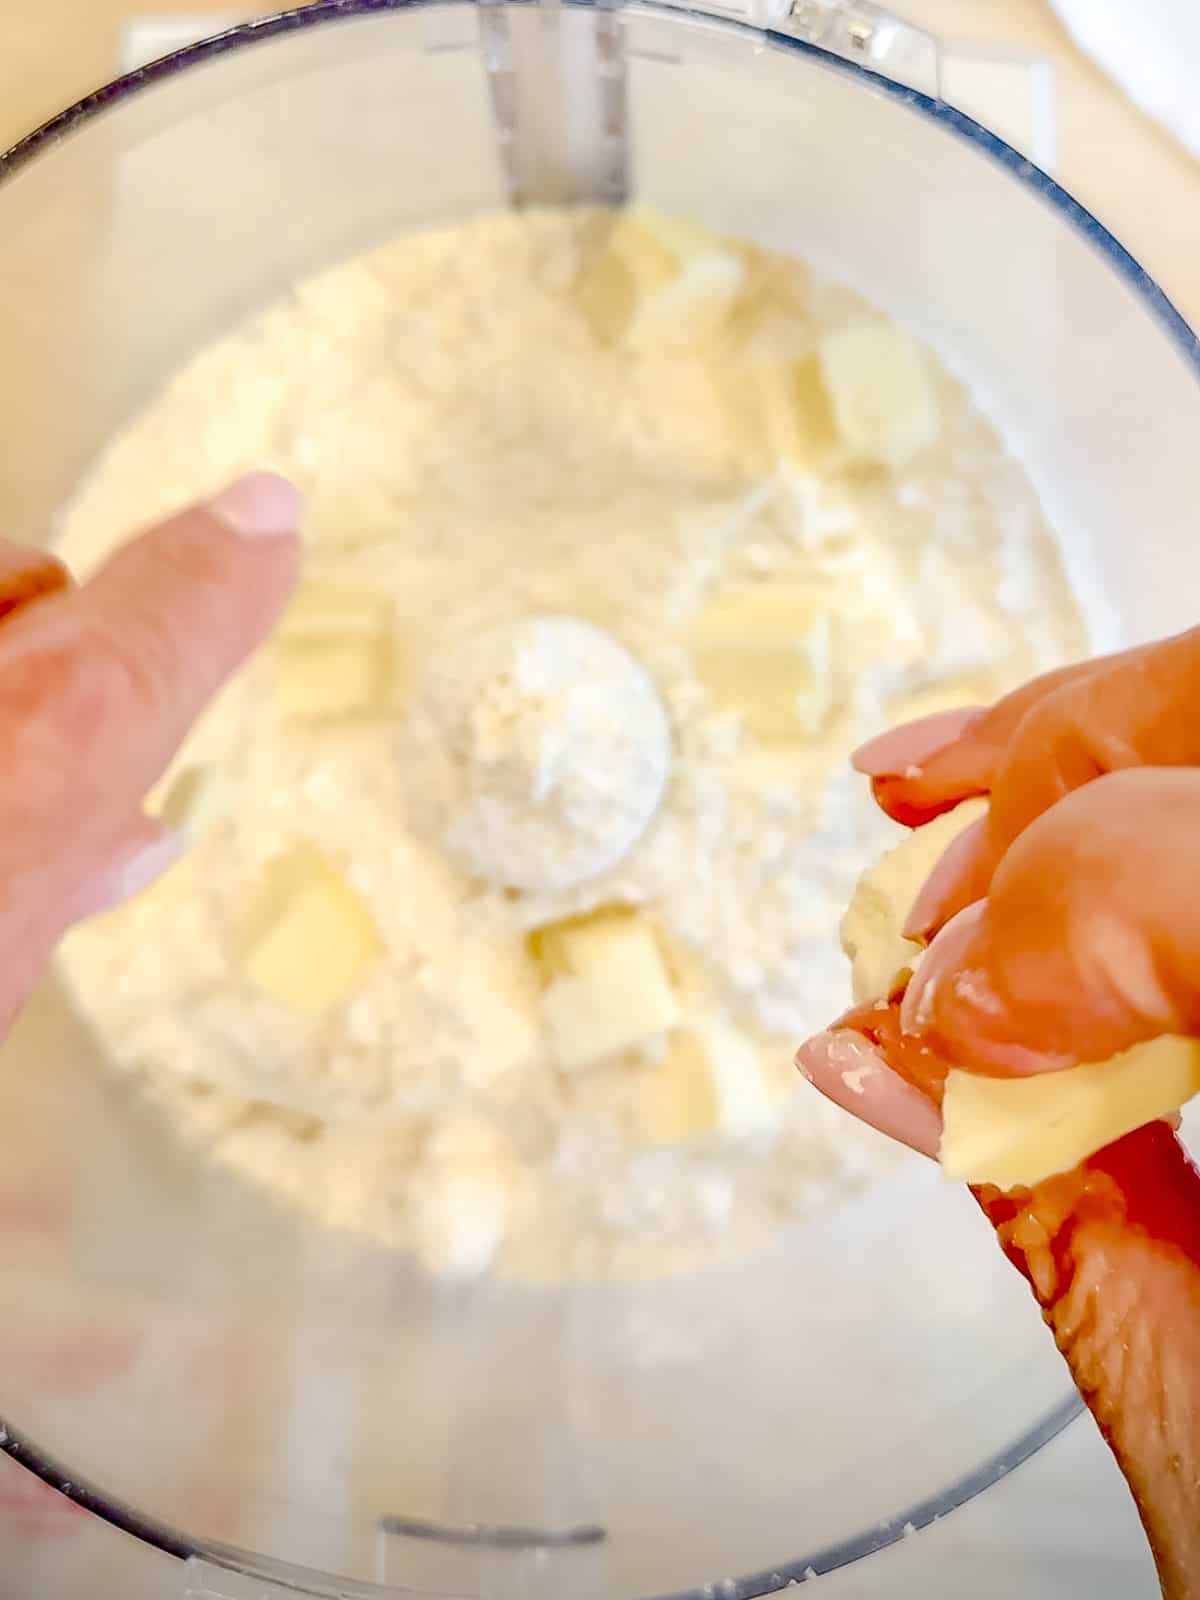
75, 830, 186, 920
852, 707, 984, 779
208, 471, 302, 540
902, 816, 990, 941
796, 1029, 942, 1158
900, 902, 989, 1036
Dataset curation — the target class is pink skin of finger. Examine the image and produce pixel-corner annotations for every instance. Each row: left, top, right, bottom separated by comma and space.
796, 1029, 942, 1157
0, 472, 302, 1033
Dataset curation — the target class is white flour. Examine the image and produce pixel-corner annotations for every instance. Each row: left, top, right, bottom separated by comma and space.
55, 211, 1085, 1283
407, 615, 672, 893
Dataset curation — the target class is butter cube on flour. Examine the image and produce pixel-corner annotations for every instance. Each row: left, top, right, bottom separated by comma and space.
575, 208, 745, 351
533, 909, 681, 1071
279, 579, 391, 641
717, 351, 845, 472
689, 582, 835, 741
628, 251, 745, 354
273, 636, 392, 722
273, 578, 393, 722
638, 1017, 780, 1145
238, 844, 382, 1016
817, 321, 940, 470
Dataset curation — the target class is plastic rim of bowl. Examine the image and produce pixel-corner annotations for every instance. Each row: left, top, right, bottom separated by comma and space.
3, 1, 1196, 1592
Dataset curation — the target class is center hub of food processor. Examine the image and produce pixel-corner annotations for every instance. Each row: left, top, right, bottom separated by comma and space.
406, 614, 673, 893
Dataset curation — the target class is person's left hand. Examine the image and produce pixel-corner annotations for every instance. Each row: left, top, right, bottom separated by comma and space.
0, 471, 300, 1037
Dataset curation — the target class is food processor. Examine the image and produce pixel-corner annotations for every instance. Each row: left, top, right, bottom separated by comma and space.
2, 2, 1200, 1596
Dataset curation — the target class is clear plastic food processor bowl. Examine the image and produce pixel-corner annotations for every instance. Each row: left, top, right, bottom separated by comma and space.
2, 3, 1200, 1597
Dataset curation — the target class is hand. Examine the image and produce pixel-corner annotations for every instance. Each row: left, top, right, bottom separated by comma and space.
802, 628, 1200, 1138
0, 472, 300, 1038
797, 635, 1200, 1600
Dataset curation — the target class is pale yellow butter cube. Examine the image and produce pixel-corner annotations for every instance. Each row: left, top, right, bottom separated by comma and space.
575, 208, 744, 349
941, 1035, 1200, 1190
238, 844, 382, 1017
280, 579, 391, 641
628, 251, 746, 354
818, 321, 940, 469
273, 633, 392, 722
755, 352, 846, 469
637, 1032, 720, 1145
689, 582, 836, 742
840, 799, 988, 1003
574, 214, 678, 344
273, 573, 394, 722
535, 910, 681, 1071
700, 1016, 781, 1138
638, 1018, 779, 1145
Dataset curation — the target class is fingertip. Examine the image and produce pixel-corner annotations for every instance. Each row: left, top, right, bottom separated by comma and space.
867, 760, 992, 828
900, 902, 989, 1034
797, 1029, 942, 1157
851, 706, 985, 779
206, 471, 303, 542
901, 902, 1073, 1076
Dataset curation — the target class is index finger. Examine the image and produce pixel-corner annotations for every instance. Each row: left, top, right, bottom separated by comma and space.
857, 656, 1110, 825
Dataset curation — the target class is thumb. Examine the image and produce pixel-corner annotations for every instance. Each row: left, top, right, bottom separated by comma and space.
0, 472, 301, 1029
904, 767, 1200, 1074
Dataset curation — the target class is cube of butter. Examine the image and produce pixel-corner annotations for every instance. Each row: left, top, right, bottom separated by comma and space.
533, 909, 681, 1071
273, 576, 394, 723
638, 1017, 780, 1146
237, 844, 382, 1017
575, 208, 744, 350
817, 321, 940, 470
575, 213, 677, 345
941, 1035, 1200, 1190
689, 582, 836, 742
279, 578, 391, 642
273, 634, 392, 723
725, 351, 845, 471
840, 798, 988, 1003
627, 251, 746, 355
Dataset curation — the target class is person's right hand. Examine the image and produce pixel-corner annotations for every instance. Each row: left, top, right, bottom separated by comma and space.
820, 627, 1200, 1115
798, 629, 1200, 1600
